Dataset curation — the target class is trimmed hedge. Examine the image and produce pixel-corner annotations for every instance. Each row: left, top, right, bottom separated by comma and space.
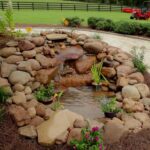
65, 17, 84, 27
87, 17, 150, 37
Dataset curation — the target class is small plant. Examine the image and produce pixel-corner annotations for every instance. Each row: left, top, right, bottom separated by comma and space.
0, 87, 10, 103
101, 97, 122, 118
63, 17, 84, 27
0, 106, 5, 122
35, 83, 55, 103
51, 91, 64, 111
131, 46, 149, 73
91, 60, 108, 90
92, 34, 102, 40
0, 17, 7, 34
70, 127, 104, 150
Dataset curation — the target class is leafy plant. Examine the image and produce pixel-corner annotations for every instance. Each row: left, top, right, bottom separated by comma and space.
5, 0, 15, 31
51, 91, 64, 111
0, 17, 7, 34
131, 46, 149, 73
0, 106, 5, 122
35, 83, 55, 102
91, 61, 108, 86
64, 17, 84, 27
92, 34, 102, 40
101, 97, 121, 113
70, 127, 104, 150
0, 87, 10, 103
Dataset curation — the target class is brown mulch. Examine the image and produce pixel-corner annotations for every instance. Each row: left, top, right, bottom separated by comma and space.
0, 111, 150, 150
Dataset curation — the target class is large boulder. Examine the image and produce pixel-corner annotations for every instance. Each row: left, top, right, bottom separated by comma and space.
84, 41, 105, 54
103, 118, 128, 144
135, 84, 150, 98
36, 67, 58, 84
18, 40, 35, 51
75, 55, 96, 74
9, 71, 31, 85
122, 85, 140, 100
1, 62, 17, 78
31, 37, 45, 46
37, 109, 84, 146
5, 55, 24, 64
0, 47, 16, 57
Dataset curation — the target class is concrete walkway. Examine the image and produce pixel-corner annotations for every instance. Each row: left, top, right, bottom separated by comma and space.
19, 27, 150, 68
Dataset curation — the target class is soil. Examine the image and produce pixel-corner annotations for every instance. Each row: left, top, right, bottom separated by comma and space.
0, 110, 150, 150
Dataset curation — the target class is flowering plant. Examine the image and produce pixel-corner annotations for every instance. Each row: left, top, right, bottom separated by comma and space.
70, 127, 104, 150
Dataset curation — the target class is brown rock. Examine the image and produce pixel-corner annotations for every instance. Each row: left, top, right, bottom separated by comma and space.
22, 99, 38, 109
73, 119, 88, 128
30, 116, 44, 127
133, 112, 149, 123
18, 40, 35, 51
0, 47, 16, 57
5, 55, 24, 64
27, 59, 41, 71
12, 91, 26, 105
114, 52, 129, 63
22, 50, 36, 58
75, 55, 96, 74
31, 37, 45, 46
128, 72, 144, 83
0, 77, 10, 87
117, 77, 129, 87
36, 67, 58, 84
97, 52, 107, 60
35, 103, 46, 117
67, 128, 82, 144
102, 67, 116, 78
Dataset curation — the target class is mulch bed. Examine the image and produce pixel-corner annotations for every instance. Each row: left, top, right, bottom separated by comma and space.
0, 111, 150, 150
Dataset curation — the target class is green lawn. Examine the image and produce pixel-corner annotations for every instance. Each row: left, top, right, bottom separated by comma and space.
1, 10, 150, 25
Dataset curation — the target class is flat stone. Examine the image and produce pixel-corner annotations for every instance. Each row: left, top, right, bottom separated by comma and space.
0, 47, 16, 57
5, 55, 24, 64
46, 34, 67, 41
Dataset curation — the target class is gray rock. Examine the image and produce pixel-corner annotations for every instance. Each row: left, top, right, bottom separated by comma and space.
46, 34, 67, 41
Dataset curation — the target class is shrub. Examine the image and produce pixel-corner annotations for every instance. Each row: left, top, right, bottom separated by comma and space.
0, 87, 10, 103
130, 47, 149, 73
0, 17, 7, 34
70, 127, 104, 150
35, 83, 55, 102
114, 21, 138, 35
101, 97, 122, 113
87, 17, 104, 29
96, 19, 115, 31
64, 17, 84, 27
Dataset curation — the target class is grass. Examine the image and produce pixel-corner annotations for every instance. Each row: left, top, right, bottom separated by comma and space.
1, 10, 150, 25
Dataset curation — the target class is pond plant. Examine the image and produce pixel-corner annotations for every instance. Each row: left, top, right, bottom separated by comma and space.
50, 91, 64, 111
70, 127, 104, 150
91, 61, 108, 91
101, 97, 122, 119
131, 46, 149, 73
35, 82, 55, 104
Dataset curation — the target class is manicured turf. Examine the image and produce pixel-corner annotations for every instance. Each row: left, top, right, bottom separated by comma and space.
1, 10, 150, 25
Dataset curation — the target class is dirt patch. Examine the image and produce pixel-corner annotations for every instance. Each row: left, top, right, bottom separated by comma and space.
0, 35, 12, 48
107, 129, 150, 150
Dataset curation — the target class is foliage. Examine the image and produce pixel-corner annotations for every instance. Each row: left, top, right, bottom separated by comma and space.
5, 0, 15, 31
96, 19, 115, 31
92, 34, 102, 40
0, 17, 7, 34
0, 106, 5, 122
91, 61, 108, 85
101, 97, 122, 113
70, 127, 104, 150
51, 91, 64, 111
131, 46, 149, 73
35, 83, 55, 102
0, 87, 10, 103
64, 17, 84, 27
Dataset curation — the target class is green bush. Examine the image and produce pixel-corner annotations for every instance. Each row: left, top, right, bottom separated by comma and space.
114, 21, 138, 35
65, 17, 84, 27
96, 19, 115, 31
